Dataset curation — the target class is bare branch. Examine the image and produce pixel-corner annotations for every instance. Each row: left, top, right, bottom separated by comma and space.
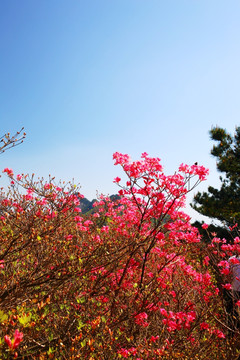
0, 127, 26, 154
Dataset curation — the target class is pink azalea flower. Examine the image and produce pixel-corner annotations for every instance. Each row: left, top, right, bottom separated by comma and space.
222, 283, 232, 290
215, 329, 225, 339
229, 223, 238, 231
118, 348, 129, 358
113, 177, 121, 183
101, 226, 109, 233
200, 322, 209, 330
203, 256, 210, 266
12, 330, 23, 349
160, 308, 168, 317
4, 330, 23, 349
150, 335, 159, 343
3, 168, 13, 176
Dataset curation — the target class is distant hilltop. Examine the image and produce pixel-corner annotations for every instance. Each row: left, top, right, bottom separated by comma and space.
79, 194, 120, 214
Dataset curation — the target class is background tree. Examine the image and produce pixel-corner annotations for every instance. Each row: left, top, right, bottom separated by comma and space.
192, 126, 240, 228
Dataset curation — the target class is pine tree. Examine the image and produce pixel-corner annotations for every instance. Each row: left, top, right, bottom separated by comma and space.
191, 126, 240, 227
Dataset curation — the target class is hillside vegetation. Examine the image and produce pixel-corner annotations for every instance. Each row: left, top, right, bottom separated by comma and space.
0, 152, 239, 359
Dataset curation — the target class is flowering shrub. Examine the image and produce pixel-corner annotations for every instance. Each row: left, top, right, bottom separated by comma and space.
0, 153, 237, 359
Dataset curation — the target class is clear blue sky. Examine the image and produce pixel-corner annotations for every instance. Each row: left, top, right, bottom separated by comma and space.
1, 1, 240, 222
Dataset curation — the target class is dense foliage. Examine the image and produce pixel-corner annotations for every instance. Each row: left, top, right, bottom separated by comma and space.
192, 126, 240, 227
0, 152, 239, 359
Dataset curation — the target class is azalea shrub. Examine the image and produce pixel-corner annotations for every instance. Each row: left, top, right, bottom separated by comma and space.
0, 153, 238, 359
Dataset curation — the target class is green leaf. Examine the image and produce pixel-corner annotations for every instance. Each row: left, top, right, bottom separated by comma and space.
77, 320, 85, 330
47, 347, 53, 354
19, 313, 31, 326
0, 310, 8, 323
78, 297, 85, 304
48, 333, 54, 342
81, 339, 87, 347
101, 316, 107, 323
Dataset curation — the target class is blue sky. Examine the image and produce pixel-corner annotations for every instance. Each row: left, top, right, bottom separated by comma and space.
1, 1, 240, 222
